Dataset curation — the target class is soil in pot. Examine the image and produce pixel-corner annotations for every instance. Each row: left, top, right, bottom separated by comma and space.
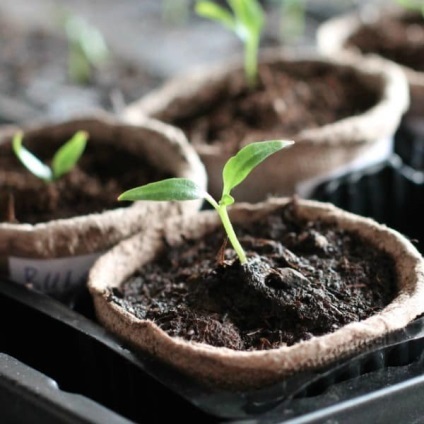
345, 10, 424, 73
126, 47, 409, 202
0, 134, 168, 224
109, 198, 396, 350
174, 61, 379, 154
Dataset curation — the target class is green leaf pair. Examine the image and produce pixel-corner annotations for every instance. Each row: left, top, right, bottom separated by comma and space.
12, 131, 89, 182
119, 139, 294, 264
395, 0, 424, 14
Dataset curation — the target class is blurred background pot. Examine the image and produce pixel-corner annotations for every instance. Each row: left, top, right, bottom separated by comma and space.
317, 4, 424, 174
123, 48, 409, 202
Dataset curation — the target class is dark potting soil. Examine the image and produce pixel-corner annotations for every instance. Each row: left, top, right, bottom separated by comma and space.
110, 200, 397, 351
0, 138, 167, 224
0, 17, 161, 123
174, 62, 379, 154
346, 10, 424, 72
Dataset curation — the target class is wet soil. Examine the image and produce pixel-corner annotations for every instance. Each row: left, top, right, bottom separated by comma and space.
110, 200, 397, 351
0, 137, 167, 224
346, 10, 424, 72
174, 62, 379, 154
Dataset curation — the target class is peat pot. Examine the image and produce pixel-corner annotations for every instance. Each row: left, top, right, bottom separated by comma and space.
88, 197, 424, 390
0, 113, 206, 302
123, 49, 409, 201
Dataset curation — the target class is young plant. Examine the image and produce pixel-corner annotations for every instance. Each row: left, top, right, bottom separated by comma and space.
64, 14, 110, 84
12, 131, 88, 183
278, 0, 306, 45
394, 0, 424, 15
195, 0, 265, 88
162, 0, 191, 25
118, 139, 294, 265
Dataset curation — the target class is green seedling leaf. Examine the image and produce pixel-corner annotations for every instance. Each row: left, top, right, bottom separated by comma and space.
162, 0, 191, 26
394, 0, 424, 16
52, 130, 88, 180
118, 178, 207, 202
228, 0, 264, 40
222, 140, 294, 197
195, 0, 264, 88
64, 14, 110, 84
279, 0, 306, 44
195, 1, 236, 31
12, 130, 89, 183
118, 138, 295, 265
12, 132, 53, 181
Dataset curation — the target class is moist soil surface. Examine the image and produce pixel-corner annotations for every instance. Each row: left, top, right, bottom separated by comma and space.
0, 16, 162, 124
0, 138, 166, 224
174, 62, 379, 154
110, 200, 397, 351
346, 10, 424, 72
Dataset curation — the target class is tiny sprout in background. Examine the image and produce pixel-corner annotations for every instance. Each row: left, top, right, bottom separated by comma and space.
394, 0, 424, 15
12, 131, 89, 183
195, 0, 265, 89
64, 14, 110, 84
162, 0, 191, 25
119, 139, 294, 265
278, 0, 306, 45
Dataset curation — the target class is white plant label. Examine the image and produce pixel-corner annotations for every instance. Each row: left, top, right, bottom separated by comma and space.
8, 252, 102, 295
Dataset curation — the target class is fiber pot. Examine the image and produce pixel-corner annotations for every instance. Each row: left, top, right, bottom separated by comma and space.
87, 197, 424, 391
0, 114, 206, 302
122, 48, 409, 201
317, 4, 424, 172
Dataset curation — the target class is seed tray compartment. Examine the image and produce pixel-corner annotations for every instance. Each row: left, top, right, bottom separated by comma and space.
1, 279, 424, 423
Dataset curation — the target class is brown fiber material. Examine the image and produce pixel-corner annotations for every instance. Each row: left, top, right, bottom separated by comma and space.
122, 49, 409, 201
317, 5, 424, 117
88, 197, 424, 390
0, 113, 206, 296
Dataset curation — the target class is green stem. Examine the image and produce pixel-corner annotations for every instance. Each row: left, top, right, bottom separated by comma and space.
245, 36, 259, 89
204, 194, 247, 264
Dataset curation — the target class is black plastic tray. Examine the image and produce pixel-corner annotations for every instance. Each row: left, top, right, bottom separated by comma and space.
395, 117, 424, 172
2, 278, 424, 424
310, 155, 424, 254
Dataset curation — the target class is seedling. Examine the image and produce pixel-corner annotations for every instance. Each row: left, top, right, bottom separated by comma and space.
394, 0, 424, 15
162, 0, 191, 25
64, 14, 110, 84
278, 0, 306, 44
195, 0, 265, 88
119, 139, 294, 264
12, 131, 88, 183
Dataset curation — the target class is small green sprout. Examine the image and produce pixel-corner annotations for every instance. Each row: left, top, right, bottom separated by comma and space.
278, 0, 306, 45
395, 0, 424, 15
12, 131, 89, 183
162, 0, 191, 25
64, 14, 110, 84
195, 0, 265, 88
118, 139, 294, 265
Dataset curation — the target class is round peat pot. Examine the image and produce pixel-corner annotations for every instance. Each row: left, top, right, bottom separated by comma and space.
317, 4, 424, 172
0, 113, 206, 303
88, 197, 424, 391
122, 48, 409, 202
